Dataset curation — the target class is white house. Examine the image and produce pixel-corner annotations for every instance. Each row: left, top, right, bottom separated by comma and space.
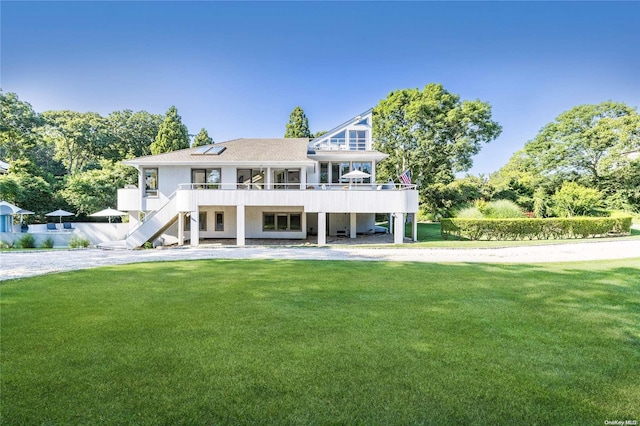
117, 110, 419, 249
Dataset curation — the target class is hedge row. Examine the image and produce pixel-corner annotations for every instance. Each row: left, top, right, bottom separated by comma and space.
441, 216, 633, 241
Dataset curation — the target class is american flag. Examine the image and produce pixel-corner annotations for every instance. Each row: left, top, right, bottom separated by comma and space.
399, 169, 412, 185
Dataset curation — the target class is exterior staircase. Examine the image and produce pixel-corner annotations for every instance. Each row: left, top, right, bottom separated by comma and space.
125, 192, 178, 249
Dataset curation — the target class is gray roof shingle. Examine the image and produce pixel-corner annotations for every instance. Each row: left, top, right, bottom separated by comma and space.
124, 138, 312, 166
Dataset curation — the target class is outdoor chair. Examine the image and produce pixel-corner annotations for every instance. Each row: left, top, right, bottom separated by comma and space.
63, 222, 73, 231
47, 223, 57, 231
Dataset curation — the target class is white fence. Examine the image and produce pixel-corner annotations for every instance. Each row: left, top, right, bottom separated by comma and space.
1, 223, 128, 248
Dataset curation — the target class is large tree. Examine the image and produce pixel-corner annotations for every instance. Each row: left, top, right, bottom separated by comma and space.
0, 92, 43, 168
192, 128, 214, 147
41, 110, 111, 174
106, 110, 163, 160
284, 106, 312, 138
60, 160, 137, 215
150, 106, 190, 154
524, 101, 639, 185
373, 83, 502, 212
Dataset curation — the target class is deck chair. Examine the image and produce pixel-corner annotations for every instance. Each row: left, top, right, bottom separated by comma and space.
63, 222, 73, 230
47, 223, 57, 231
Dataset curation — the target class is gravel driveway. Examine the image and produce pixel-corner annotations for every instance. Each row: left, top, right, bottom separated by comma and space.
1, 239, 639, 281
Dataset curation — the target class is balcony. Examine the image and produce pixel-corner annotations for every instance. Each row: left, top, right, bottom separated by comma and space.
175, 183, 418, 214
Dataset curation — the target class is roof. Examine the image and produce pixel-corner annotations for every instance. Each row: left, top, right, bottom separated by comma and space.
124, 138, 313, 166
0, 160, 9, 173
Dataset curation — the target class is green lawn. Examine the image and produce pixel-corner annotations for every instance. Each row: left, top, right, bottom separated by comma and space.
2, 259, 639, 424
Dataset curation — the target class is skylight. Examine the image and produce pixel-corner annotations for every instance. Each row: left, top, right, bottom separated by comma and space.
193, 145, 226, 155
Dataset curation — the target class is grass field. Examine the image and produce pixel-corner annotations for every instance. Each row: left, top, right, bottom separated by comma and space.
2, 259, 639, 424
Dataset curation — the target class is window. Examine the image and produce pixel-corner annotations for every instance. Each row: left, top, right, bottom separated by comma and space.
320, 163, 329, 184
144, 168, 158, 197
184, 212, 207, 231
215, 212, 224, 231
273, 169, 300, 190
329, 131, 346, 147
349, 130, 367, 150
237, 169, 264, 189
352, 162, 372, 184
192, 168, 221, 189
263, 213, 302, 231
331, 163, 341, 184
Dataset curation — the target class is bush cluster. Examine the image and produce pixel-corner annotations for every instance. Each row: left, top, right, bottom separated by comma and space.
68, 236, 91, 248
441, 216, 632, 241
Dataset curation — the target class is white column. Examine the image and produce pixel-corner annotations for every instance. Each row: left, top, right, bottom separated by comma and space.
388, 213, 393, 234
317, 212, 326, 245
412, 213, 418, 242
178, 212, 184, 246
190, 210, 199, 247
350, 213, 357, 239
236, 205, 245, 246
394, 213, 404, 244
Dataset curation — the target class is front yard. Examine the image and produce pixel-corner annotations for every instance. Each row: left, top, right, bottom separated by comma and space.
1, 258, 639, 424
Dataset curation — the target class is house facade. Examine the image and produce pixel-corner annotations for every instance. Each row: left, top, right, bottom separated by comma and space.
117, 110, 419, 249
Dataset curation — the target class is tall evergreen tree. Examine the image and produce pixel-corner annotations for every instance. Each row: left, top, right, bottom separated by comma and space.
284, 106, 312, 138
192, 128, 214, 147
150, 106, 190, 154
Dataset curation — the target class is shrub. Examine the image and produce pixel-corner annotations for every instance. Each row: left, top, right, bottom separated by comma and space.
455, 206, 484, 219
552, 182, 602, 217
441, 216, 632, 240
40, 237, 55, 249
0, 240, 14, 249
15, 234, 36, 249
482, 199, 525, 219
68, 236, 91, 248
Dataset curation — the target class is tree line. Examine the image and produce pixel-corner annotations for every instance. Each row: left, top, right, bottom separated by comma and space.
0, 93, 216, 219
2, 87, 638, 224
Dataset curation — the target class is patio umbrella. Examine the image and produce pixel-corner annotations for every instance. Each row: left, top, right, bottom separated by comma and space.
341, 170, 371, 188
45, 208, 74, 224
340, 170, 371, 180
90, 207, 126, 223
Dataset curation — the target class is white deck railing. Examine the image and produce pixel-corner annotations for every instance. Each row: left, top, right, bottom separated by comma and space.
177, 183, 417, 191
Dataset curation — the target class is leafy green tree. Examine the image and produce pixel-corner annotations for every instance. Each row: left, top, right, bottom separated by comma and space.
284, 106, 312, 138
0, 92, 43, 168
551, 182, 602, 217
150, 106, 190, 154
192, 128, 214, 147
524, 101, 639, 185
0, 174, 21, 202
41, 110, 111, 174
10, 171, 56, 220
106, 110, 163, 159
60, 161, 137, 215
373, 83, 502, 212
312, 130, 327, 139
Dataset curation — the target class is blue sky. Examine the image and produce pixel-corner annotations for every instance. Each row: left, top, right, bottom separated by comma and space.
2, 1, 639, 175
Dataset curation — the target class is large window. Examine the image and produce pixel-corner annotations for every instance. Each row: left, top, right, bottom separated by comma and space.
273, 169, 300, 190
326, 161, 372, 184
192, 168, 221, 189
349, 130, 367, 150
144, 168, 158, 197
263, 213, 302, 231
184, 212, 207, 232
352, 162, 372, 184
237, 169, 264, 189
